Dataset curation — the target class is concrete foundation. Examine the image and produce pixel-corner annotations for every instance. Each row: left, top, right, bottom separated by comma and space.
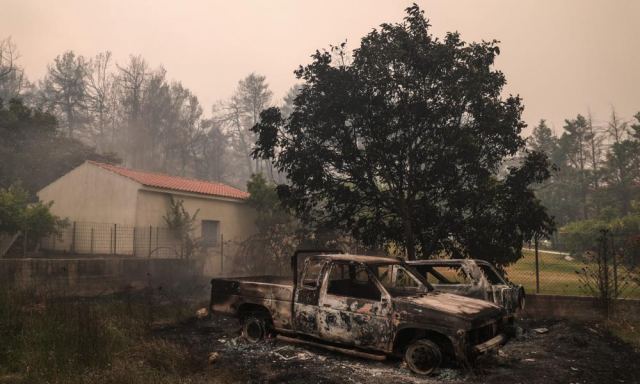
0, 257, 205, 295
522, 294, 640, 321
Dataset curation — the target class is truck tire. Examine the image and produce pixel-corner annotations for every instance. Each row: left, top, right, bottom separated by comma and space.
404, 339, 442, 375
518, 287, 526, 311
242, 315, 268, 343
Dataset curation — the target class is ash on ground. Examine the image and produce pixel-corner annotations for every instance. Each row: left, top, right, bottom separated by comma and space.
154, 315, 640, 384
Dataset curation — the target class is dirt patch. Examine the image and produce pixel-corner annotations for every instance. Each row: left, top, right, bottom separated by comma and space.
154, 316, 640, 384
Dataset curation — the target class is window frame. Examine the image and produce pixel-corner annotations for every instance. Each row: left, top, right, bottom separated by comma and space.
324, 261, 384, 302
376, 263, 425, 291
301, 259, 326, 290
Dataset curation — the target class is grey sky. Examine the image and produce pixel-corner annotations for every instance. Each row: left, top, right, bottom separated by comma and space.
2, 0, 639, 134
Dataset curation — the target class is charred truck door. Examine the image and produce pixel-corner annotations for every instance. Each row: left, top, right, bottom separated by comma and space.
293, 258, 327, 336
317, 261, 392, 349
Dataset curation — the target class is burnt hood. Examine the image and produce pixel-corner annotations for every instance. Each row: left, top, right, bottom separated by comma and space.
393, 291, 505, 326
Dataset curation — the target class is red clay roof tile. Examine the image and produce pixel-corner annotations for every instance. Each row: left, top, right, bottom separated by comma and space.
88, 161, 249, 200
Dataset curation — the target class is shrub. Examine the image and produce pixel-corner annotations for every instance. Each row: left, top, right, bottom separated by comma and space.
559, 214, 640, 260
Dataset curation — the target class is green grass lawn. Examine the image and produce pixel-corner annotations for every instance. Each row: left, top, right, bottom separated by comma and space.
506, 249, 640, 298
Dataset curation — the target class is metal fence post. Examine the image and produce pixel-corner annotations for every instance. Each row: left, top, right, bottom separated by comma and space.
71, 221, 76, 254
148, 225, 152, 258
611, 233, 618, 298
22, 230, 27, 257
534, 236, 540, 294
113, 223, 117, 256
602, 229, 610, 317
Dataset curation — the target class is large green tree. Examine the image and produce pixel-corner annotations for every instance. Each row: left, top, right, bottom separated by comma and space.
558, 114, 593, 220
252, 5, 553, 264
603, 111, 640, 216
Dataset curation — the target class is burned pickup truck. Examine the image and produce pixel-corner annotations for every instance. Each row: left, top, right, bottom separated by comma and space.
407, 259, 526, 314
210, 252, 511, 375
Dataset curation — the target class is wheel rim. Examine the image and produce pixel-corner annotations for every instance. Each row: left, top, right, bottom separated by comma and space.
406, 343, 440, 374
245, 319, 264, 342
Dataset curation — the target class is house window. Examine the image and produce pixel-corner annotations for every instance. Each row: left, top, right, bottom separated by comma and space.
201, 220, 220, 247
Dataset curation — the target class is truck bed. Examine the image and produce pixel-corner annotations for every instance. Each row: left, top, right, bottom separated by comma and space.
222, 275, 293, 286
210, 275, 294, 329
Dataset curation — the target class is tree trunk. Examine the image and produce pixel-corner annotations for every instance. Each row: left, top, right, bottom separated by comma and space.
399, 200, 416, 260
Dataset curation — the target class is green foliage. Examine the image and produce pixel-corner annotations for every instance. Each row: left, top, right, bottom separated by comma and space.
0, 184, 63, 244
246, 173, 293, 232
241, 173, 299, 273
0, 98, 119, 194
560, 214, 640, 257
529, 120, 558, 157
252, 5, 553, 265
560, 219, 610, 254
531, 110, 640, 228
162, 196, 200, 259
604, 138, 640, 215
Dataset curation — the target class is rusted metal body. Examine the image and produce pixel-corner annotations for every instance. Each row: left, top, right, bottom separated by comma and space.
407, 259, 526, 314
210, 253, 511, 366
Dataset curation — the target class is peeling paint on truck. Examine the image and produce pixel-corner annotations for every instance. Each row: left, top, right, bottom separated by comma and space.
408, 259, 526, 314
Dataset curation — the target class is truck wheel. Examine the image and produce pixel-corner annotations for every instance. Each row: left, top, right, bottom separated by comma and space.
404, 339, 442, 375
242, 315, 267, 343
518, 288, 526, 310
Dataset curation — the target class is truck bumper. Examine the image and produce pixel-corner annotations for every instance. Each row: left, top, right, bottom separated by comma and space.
473, 333, 507, 354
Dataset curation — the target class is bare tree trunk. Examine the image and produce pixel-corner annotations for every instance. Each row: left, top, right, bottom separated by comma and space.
399, 200, 416, 260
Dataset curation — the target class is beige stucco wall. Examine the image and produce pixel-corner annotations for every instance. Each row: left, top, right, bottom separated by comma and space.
37, 162, 258, 274
135, 188, 257, 275
38, 162, 140, 225
135, 188, 257, 241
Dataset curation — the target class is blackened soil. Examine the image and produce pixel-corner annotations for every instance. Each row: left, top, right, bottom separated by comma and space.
154, 316, 640, 384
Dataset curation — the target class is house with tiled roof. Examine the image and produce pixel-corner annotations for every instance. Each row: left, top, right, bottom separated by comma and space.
37, 161, 256, 274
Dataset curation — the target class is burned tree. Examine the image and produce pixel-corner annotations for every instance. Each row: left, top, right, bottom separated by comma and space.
0, 37, 30, 102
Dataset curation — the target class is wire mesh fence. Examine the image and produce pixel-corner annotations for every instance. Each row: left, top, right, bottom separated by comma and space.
32, 221, 640, 299
40, 221, 185, 258
507, 230, 640, 299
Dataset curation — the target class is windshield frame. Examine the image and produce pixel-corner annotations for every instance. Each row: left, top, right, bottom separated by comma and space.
476, 262, 508, 285
368, 261, 434, 297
